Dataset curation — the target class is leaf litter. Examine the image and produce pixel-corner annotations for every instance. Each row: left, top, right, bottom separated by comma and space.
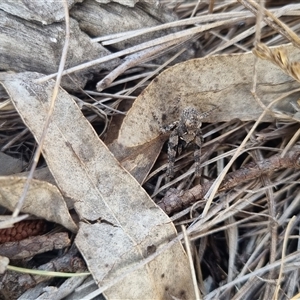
0, 71, 195, 299
1, 1, 300, 299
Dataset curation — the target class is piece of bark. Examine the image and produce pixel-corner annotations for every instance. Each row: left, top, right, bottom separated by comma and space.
0, 232, 70, 260
0, 10, 117, 91
62, 278, 105, 300
0, 0, 81, 24
0, 246, 86, 300
33, 275, 89, 300
94, 0, 157, 7
70, 0, 194, 64
71, 0, 178, 46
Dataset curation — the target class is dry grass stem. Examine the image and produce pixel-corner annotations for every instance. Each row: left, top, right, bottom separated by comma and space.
96, 11, 253, 45
37, 16, 250, 83
96, 38, 189, 91
182, 225, 201, 300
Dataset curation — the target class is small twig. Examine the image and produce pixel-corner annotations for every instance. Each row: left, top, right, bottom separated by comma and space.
158, 147, 300, 214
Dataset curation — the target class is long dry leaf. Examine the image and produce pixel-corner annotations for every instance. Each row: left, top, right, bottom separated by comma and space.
0, 177, 77, 232
0, 72, 195, 299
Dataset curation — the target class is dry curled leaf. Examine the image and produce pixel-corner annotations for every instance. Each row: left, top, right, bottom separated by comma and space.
110, 44, 300, 183
0, 71, 195, 299
0, 177, 77, 233
118, 43, 300, 148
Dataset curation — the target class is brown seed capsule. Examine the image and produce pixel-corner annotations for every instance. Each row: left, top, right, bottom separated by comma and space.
0, 220, 48, 243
